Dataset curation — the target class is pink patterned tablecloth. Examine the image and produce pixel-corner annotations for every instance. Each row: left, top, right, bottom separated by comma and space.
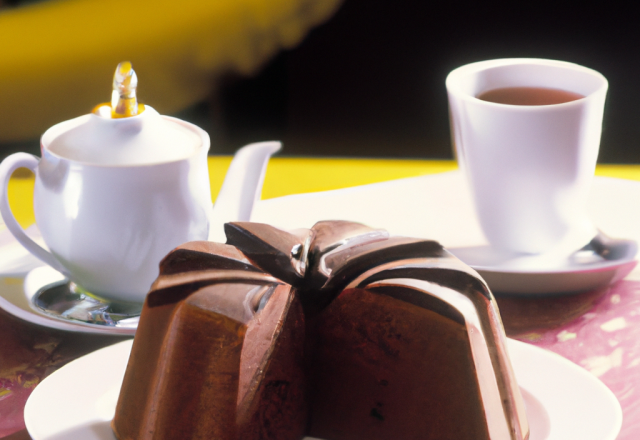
0, 308, 130, 439
507, 278, 640, 440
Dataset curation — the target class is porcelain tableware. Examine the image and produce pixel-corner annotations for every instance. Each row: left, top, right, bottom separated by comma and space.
449, 231, 638, 294
0, 63, 216, 304
0, 61, 283, 305
446, 59, 608, 255
0, 108, 212, 304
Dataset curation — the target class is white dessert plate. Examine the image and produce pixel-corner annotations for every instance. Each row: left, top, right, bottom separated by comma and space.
251, 171, 640, 295
24, 338, 622, 440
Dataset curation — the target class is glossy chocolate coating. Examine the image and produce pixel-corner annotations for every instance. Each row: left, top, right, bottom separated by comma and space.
113, 221, 529, 440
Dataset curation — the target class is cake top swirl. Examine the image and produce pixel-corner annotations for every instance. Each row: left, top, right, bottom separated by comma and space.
149, 220, 491, 315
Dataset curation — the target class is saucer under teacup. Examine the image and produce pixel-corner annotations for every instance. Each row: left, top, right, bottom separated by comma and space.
449, 231, 638, 295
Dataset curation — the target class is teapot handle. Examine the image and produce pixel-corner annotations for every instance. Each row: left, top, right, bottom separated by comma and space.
0, 153, 69, 275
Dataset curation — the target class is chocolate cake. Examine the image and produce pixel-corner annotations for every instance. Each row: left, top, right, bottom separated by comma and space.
112, 221, 529, 440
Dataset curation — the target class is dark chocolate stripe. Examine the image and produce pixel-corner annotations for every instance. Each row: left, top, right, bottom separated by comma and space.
358, 267, 491, 300
148, 271, 279, 308
160, 249, 262, 275
366, 284, 466, 325
225, 223, 305, 287
322, 240, 446, 293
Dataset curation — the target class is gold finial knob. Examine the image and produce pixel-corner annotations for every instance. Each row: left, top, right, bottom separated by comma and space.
111, 61, 139, 118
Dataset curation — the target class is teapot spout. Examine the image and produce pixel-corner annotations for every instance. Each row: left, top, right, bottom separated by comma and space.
209, 141, 281, 242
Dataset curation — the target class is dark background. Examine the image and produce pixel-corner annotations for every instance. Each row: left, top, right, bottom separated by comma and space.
207, 0, 640, 162
2, 0, 638, 162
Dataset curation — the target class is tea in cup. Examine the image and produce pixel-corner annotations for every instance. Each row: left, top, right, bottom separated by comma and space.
446, 58, 608, 254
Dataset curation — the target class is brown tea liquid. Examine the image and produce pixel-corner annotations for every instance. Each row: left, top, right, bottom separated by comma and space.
477, 87, 584, 105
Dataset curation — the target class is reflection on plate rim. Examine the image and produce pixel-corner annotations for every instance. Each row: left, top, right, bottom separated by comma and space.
0, 266, 137, 335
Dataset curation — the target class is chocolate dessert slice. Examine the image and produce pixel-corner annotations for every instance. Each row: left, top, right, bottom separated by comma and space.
112, 221, 529, 440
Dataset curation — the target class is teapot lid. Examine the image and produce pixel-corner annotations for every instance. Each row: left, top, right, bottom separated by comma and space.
43, 62, 207, 166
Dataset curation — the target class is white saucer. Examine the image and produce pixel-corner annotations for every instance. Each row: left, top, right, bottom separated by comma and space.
450, 242, 638, 294
251, 171, 640, 294
0, 265, 137, 335
24, 266, 138, 335
24, 338, 622, 440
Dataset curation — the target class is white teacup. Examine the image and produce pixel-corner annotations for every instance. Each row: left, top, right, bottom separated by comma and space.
0, 107, 212, 304
446, 59, 608, 255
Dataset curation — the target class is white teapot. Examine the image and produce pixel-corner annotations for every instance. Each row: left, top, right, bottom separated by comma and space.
0, 63, 279, 304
